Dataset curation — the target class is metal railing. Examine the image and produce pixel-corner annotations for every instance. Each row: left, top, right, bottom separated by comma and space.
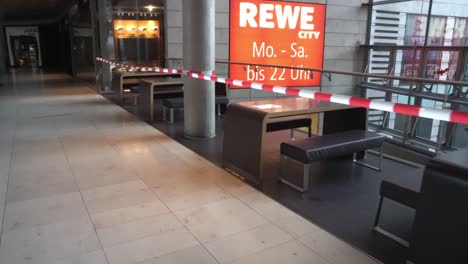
361, 44, 468, 152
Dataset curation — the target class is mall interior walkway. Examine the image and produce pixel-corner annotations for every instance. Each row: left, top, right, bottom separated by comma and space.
0, 71, 379, 264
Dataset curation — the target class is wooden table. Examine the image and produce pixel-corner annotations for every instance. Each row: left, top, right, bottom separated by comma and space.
112, 71, 181, 104
222, 97, 368, 184
137, 78, 184, 121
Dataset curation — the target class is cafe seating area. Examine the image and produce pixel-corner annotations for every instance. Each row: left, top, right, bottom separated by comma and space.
102, 68, 468, 264
146, 104, 422, 264
107, 71, 419, 263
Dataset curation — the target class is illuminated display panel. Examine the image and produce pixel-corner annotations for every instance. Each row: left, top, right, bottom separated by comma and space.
229, 0, 326, 88
113, 20, 160, 39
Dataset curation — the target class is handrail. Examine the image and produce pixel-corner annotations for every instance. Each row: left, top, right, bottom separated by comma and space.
215, 60, 468, 87
360, 83, 468, 105
361, 44, 468, 50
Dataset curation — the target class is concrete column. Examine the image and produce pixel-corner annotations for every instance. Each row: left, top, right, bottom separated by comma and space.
182, 0, 216, 138
94, 0, 115, 92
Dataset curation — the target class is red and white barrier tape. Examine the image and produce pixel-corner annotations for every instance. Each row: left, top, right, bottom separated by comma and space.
97, 57, 468, 125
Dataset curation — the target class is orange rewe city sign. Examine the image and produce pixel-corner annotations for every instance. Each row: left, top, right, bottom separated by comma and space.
229, 0, 326, 88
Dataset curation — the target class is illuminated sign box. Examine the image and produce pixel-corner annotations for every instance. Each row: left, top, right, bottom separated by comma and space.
229, 0, 326, 88
113, 20, 160, 39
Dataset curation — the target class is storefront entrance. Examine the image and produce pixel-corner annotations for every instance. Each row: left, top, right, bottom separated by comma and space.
10, 35, 39, 68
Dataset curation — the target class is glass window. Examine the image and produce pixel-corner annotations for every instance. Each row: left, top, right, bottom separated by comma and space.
452, 105, 468, 148
112, 0, 164, 67
69, 1, 95, 85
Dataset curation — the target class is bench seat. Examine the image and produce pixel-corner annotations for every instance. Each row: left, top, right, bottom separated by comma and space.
374, 180, 419, 247
267, 118, 312, 139
162, 96, 230, 123
280, 130, 385, 192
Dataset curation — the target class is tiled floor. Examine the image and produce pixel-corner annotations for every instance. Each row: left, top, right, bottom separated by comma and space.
0, 71, 380, 264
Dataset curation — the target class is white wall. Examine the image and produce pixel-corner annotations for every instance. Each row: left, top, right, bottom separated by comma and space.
164, 0, 369, 100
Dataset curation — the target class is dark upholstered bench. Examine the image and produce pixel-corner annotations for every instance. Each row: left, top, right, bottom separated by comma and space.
124, 85, 183, 105
374, 180, 419, 247
122, 85, 140, 105
267, 118, 312, 140
279, 130, 385, 192
162, 97, 230, 123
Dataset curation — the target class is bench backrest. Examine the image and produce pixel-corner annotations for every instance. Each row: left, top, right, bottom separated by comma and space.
215, 82, 228, 97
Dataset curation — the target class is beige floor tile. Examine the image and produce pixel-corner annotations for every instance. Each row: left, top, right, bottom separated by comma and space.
82, 180, 148, 202
84, 187, 158, 214
97, 213, 183, 247
10, 155, 71, 178
230, 240, 329, 264
113, 140, 164, 160
137, 159, 205, 188
175, 198, 261, 228
152, 175, 220, 201
52, 250, 108, 264
273, 213, 322, 238
104, 229, 199, 264
9, 161, 74, 184
118, 154, 159, 171
12, 138, 63, 154
66, 151, 122, 168
158, 140, 189, 154
169, 149, 213, 170
66, 149, 127, 169
238, 192, 298, 222
298, 230, 379, 264
0, 216, 101, 263
12, 151, 68, 166
0, 173, 7, 236
204, 223, 293, 263
7, 176, 78, 203
175, 198, 268, 242
90, 200, 169, 229
140, 169, 197, 189
3, 192, 88, 232
137, 245, 218, 264
214, 176, 258, 199
72, 163, 139, 191
9, 164, 74, 183
159, 186, 232, 212
25, 250, 109, 264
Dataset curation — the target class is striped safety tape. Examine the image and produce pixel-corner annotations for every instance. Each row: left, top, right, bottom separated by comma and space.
96, 57, 468, 125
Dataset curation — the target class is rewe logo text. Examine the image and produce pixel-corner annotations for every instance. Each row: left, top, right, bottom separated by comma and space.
239, 2, 320, 39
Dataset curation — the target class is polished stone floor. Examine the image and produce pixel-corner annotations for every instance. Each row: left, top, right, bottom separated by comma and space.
0, 71, 380, 264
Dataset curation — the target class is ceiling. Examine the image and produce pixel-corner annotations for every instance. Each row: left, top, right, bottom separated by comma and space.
0, 0, 77, 23
0, 0, 165, 23
112, 0, 164, 10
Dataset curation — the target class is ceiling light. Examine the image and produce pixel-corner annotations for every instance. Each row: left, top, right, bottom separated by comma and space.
145, 5, 156, 12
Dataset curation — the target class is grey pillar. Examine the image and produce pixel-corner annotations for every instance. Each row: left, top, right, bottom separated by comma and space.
94, 0, 115, 92
182, 0, 216, 138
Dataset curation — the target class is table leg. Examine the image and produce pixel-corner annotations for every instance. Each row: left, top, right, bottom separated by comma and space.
222, 104, 268, 184
137, 83, 154, 121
